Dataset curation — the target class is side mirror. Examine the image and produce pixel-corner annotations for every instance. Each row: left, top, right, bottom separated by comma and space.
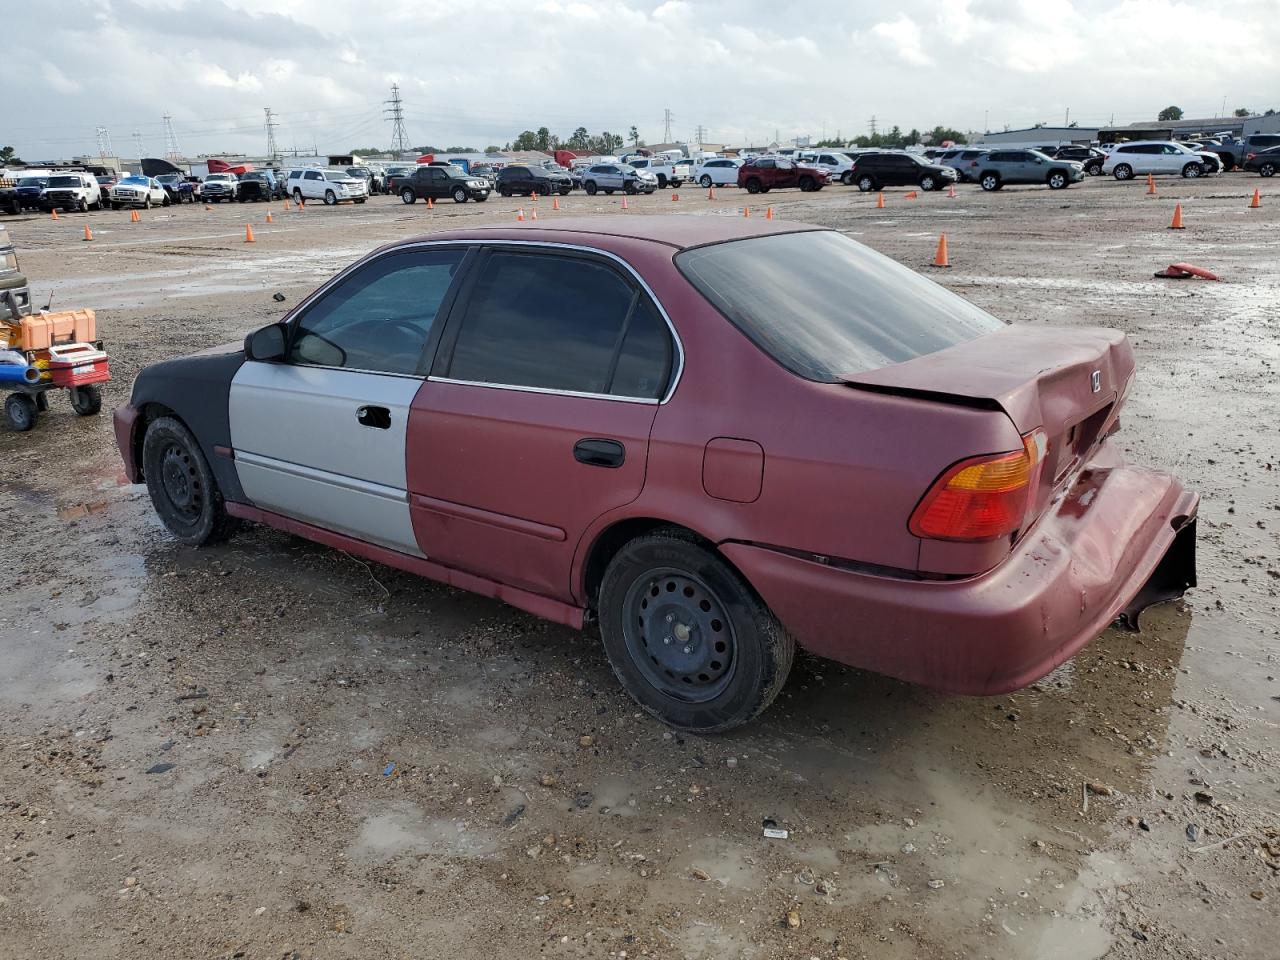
245, 323, 287, 362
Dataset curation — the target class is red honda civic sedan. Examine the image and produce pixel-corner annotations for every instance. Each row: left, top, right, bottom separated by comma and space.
114, 216, 1197, 731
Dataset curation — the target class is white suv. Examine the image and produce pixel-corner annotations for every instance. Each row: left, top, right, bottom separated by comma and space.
1103, 141, 1215, 180
693, 157, 743, 188
286, 169, 368, 205
40, 172, 103, 212
796, 150, 856, 185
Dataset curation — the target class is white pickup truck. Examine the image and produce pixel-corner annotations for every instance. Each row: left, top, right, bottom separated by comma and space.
626, 156, 692, 189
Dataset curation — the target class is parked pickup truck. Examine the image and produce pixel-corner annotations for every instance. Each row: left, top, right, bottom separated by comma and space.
1213, 133, 1280, 172
626, 156, 692, 189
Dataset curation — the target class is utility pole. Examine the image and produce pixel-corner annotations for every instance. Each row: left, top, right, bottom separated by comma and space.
264, 107, 280, 163
663, 108, 673, 144
1065, 107, 1070, 127
385, 84, 411, 156
694, 124, 705, 152
95, 126, 113, 159
162, 114, 181, 160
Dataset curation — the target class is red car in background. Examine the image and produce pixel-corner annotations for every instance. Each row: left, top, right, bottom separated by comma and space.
736, 156, 830, 193
114, 217, 1197, 731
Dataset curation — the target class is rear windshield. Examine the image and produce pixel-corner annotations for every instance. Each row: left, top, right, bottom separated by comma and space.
676, 230, 1004, 381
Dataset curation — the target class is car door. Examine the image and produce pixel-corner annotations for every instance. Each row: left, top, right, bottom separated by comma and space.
303, 170, 324, 199
229, 246, 469, 555
408, 246, 676, 598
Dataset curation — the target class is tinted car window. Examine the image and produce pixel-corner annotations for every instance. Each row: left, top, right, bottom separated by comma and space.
290, 249, 464, 375
610, 300, 672, 399
447, 253, 663, 397
677, 231, 1003, 381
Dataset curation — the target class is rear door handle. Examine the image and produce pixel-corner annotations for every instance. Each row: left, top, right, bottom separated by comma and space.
574, 438, 625, 468
356, 405, 391, 429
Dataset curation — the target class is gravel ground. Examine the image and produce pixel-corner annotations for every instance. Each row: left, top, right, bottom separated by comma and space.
1, 176, 1277, 960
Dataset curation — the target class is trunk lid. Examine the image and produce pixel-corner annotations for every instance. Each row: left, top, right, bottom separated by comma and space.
842, 325, 1134, 526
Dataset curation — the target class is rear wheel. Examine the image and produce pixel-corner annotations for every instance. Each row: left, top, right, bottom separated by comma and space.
4, 393, 37, 432
401, 188, 416, 204
69, 385, 102, 416
1113, 164, 1133, 180
599, 530, 794, 732
657, 174, 668, 189
980, 172, 1001, 191
292, 189, 303, 204
142, 416, 237, 546
1261, 162, 1276, 177
1085, 161, 1102, 176
856, 175, 875, 192
499, 185, 512, 197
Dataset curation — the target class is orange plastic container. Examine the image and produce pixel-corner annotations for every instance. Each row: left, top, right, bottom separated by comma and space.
6, 309, 97, 350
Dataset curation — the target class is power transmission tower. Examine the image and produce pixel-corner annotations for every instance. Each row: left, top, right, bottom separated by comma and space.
662, 108, 673, 144
868, 115, 877, 137
264, 107, 280, 162
132, 130, 145, 159
385, 84, 411, 155
694, 124, 705, 151
95, 126, 114, 158
162, 114, 181, 160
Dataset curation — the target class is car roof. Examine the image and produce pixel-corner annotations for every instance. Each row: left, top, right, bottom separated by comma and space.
408, 215, 824, 252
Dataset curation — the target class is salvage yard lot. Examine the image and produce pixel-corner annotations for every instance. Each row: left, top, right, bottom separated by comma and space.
1, 178, 1277, 959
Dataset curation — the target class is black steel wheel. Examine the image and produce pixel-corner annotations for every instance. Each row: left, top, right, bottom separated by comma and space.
69, 385, 102, 416
599, 529, 794, 731
141, 416, 236, 545
5, 393, 37, 432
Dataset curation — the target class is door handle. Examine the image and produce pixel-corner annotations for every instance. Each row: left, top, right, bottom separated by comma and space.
356, 405, 391, 429
574, 438, 625, 468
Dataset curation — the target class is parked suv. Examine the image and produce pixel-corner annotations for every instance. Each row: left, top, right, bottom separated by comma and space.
582, 163, 658, 195
737, 156, 830, 193
973, 149, 1084, 190
286, 169, 368, 205
398, 165, 491, 204
1049, 145, 1107, 175
849, 152, 956, 192
1243, 144, 1280, 177
937, 148, 988, 182
1103, 141, 1210, 180
41, 172, 104, 212
796, 150, 856, 185
496, 165, 573, 197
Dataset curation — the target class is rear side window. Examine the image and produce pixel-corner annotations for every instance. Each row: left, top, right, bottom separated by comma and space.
676, 230, 1003, 382
445, 252, 671, 399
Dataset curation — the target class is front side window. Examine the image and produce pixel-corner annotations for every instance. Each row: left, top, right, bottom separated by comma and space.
289, 249, 465, 375
445, 252, 670, 399
677, 230, 1002, 382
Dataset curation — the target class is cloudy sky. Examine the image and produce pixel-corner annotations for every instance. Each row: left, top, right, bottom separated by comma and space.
4, 0, 1277, 161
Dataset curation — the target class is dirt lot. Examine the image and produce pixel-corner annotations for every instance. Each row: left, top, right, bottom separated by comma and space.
1, 176, 1277, 960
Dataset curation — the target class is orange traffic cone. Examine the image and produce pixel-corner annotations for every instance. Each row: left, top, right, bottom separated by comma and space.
204, 204, 212, 211
876, 192, 885, 209
743, 206, 750, 218
531, 191, 538, 202
1169, 203, 1185, 229
531, 209, 538, 220
516, 208, 525, 221
708, 186, 715, 200
50, 209, 59, 221
283, 199, 291, 211
1249, 189, 1261, 209
1146, 174, 1156, 196
266, 211, 274, 223
427, 197, 434, 210
932, 233, 950, 268
765, 206, 774, 220
82, 225, 93, 241
130, 209, 140, 222
905, 190, 918, 200
552, 196, 560, 211
947, 183, 957, 198
621, 196, 629, 210
671, 193, 679, 202
244, 224, 255, 243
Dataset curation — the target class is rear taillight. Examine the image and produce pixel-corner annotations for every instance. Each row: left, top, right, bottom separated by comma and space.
910, 431, 1047, 542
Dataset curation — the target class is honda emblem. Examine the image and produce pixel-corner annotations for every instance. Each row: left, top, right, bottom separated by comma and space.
1090, 370, 1102, 393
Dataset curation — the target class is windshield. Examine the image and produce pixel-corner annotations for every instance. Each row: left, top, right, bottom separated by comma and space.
243, 173, 268, 181
156, 174, 179, 183
120, 176, 148, 185
18, 178, 45, 187
676, 230, 1004, 381
48, 176, 81, 187
207, 174, 235, 182
322, 171, 350, 181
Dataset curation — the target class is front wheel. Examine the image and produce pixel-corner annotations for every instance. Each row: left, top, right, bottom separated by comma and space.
1047, 171, 1068, 189
920, 175, 937, 191
69, 385, 102, 416
1113, 164, 1133, 181
744, 178, 762, 194
142, 416, 237, 546
5, 393, 37, 432
598, 530, 794, 732
699, 174, 713, 188
980, 173, 1001, 191
1261, 162, 1276, 177
656, 174, 668, 189
585, 181, 598, 196
453, 187, 468, 203
1181, 162, 1203, 179
323, 190, 338, 205
798, 176, 817, 192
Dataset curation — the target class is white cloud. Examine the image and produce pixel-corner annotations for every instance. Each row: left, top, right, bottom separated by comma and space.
871, 16, 932, 66
40, 62, 82, 94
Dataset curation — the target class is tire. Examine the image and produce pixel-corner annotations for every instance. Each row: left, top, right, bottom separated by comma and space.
920, 175, 937, 191
857, 176, 875, 192
559, 188, 570, 196
1113, 164, 1133, 181
401, 188, 416, 204
69, 385, 102, 416
699, 174, 713, 188
141, 416, 237, 546
162, 195, 171, 207
1181, 162, 1203, 179
1086, 162, 1102, 176
657, 174, 668, 189
323, 190, 337, 206
623, 181, 636, 195
604, 189, 614, 195
585, 181, 598, 196
452, 187, 468, 203
292, 189, 303, 204
78, 198, 88, 213
354, 198, 366, 204
110, 203, 120, 211
499, 185, 512, 197
798, 176, 816, 192
1047, 171, 1068, 189
1261, 162, 1276, 178
841, 171, 854, 185
144, 197, 152, 209
598, 529, 794, 732
980, 173, 1001, 191
1219, 155, 1235, 173
745, 178, 762, 194
5, 393, 37, 432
